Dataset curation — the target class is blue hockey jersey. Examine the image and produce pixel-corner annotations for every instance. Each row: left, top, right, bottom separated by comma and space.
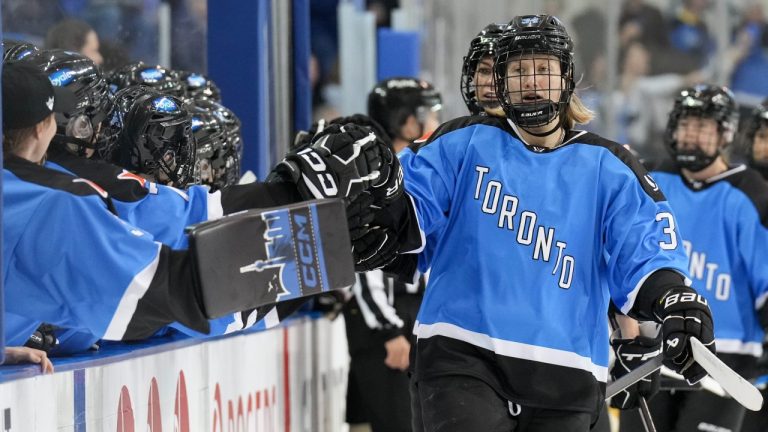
399, 116, 690, 413
2, 156, 198, 346
651, 164, 768, 361
36, 152, 291, 348
45, 151, 215, 248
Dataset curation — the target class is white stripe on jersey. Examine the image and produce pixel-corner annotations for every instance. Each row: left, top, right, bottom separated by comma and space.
756, 291, 768, 311
103, 242, 162, 340
715, 339, 763, 357
415, 320, 609, 382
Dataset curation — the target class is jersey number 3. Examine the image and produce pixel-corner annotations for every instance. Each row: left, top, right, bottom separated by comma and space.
656, 212, 678, 250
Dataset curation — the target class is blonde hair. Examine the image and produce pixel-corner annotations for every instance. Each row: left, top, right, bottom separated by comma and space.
563, 92, 594, 129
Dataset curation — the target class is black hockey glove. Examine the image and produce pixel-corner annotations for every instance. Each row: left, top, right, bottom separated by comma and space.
653, 286, 716, 385
329, 115, 402, 207
368, 141, 404, 207
609, 335, 662, 409
272, 123, 382, 201
346, 191, 376, 241
353, 226, 399, 272
24, 323, 60, 353
291, 115, 404, 206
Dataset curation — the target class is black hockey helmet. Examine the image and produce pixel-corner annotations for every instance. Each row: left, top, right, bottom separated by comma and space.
22, 49, 122, 160
113, 86, 197, 187
175, 70, 222, 103
737, 98, 768, 173
367, 77, 442, 141
186, 101, 239, 190
665, 84, 737, 172
3, 40, 40, 63
461, 23, 507, 115
494, 15, 575, 134
108, 61, 185, 97
193, 98, 243, 162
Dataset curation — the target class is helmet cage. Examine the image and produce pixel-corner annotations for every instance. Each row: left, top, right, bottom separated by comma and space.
665, 85, 737, 172
115, 88, 197, 187
494, 15, 575, 135
461, 24, 506, 114
189, 107, 232, 190
739, 100, 768, 168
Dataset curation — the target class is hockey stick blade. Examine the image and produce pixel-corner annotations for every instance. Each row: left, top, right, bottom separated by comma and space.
606, 355, 664, 400
690, 337, 764, 411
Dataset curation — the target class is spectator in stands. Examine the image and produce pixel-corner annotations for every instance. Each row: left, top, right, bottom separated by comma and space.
1, 0, 64, 44
169, 0, 207, 72
99, 40, 132, 72
613, 41, 705, 161
620, 0, 668, 50
619, 0, 672, 74
729, 1, 768, 96
45, 18, 103, 66
667, 0, 715, 73
2, 347, 54, 373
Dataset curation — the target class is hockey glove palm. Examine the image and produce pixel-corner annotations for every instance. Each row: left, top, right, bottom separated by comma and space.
609, 335, 662, 409
352, 226, 399, 272
654, 287, 716, 384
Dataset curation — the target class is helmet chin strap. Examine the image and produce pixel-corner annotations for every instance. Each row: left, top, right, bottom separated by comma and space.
520, 116, 565, 138
51, 134, 97, 157
674, 147, 719, 172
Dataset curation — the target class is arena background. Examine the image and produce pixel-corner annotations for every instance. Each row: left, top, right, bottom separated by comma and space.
2, 0, 768, 430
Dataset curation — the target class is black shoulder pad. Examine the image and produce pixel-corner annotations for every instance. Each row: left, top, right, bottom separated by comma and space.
411, 115, 509, 153
5, 155, 118, 214
722, 167, 768, 228
47, 151, 149, 202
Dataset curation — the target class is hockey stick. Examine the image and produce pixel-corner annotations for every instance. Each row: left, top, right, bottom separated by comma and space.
606, 313, 658, 432
638, 396, 657, 432
690, 337, 764, 411
606, 351, 664, 399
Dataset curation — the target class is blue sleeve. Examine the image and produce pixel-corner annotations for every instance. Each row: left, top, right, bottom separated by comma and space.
603, 166, 690, 313
5, 192, 166, 340
399, 130, 470, 243
113, 184, 214, 248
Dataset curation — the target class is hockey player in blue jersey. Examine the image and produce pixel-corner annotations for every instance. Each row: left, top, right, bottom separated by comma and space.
6, 50, 310, 351
620, 85, 768, 431
735, 99, 768, 432
365, 15, 716, 431
1, 62, 382, 351
740, 99, 768, 181
461, 23, 507, 117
